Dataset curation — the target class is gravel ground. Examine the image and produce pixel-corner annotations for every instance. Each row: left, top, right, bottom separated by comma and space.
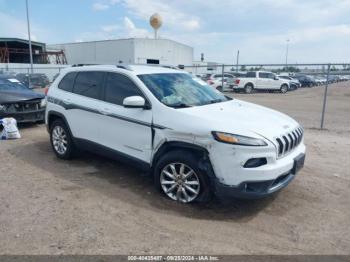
0, 82, 349, 255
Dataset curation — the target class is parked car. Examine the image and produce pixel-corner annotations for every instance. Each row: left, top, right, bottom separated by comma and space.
277, 75, 301, 90
293, 75, 316, 87
15, 73, 50, 89
314, 76, 327, 86
232, 71, 290, 93
0, 75, 46, 123
45, 65, 306, 203
203, 73, 234, 91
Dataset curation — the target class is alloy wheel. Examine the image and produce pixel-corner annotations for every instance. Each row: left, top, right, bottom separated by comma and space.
160, 163, 200, 203
52, 126, 68, 155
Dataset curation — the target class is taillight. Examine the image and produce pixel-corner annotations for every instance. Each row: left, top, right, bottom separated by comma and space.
44, 86, 49, 96
235, 79, 240, 84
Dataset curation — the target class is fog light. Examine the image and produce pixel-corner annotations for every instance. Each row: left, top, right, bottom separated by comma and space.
243, 158, 267, 168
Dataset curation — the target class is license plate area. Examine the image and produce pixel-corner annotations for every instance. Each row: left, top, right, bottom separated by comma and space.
292, 154, 305, 175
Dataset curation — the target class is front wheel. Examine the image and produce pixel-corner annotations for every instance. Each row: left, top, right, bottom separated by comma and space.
280, 84, 288, 93
154, 151, 211, 203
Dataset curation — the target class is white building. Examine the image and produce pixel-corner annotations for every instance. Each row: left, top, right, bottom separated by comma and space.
48, 38, 193, 67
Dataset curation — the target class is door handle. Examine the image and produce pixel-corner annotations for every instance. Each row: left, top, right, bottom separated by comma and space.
99, 108, 110, 115
63, 98, 71, 104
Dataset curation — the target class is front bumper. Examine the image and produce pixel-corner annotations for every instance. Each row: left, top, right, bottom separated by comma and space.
0, 108, 45, 123
212, 153, 305, 199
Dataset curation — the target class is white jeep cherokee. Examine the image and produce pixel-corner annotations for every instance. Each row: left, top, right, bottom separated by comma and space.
45, 65, 306, 203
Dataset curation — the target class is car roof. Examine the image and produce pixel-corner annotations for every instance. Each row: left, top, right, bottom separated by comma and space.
62, 64, 187, 76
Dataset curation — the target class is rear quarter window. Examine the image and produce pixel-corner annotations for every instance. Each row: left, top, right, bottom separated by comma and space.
58, 72, 77, 92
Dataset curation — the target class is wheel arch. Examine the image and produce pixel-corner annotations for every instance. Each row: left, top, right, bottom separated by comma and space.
244, 82, 254, 88
47, 111, 73, 138
151, 141, 215, 178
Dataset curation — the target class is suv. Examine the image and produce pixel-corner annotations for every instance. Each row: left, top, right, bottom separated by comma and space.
46, 65, 306, 203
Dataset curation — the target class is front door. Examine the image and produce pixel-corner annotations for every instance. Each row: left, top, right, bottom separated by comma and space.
97, 72, 153, 163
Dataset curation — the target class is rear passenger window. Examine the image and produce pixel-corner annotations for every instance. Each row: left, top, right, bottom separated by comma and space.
259, 73, 269, 78
104, 73, 142, 106
73, 72, 105, 99
246, 72, 256, 78
58, 72, 77, 92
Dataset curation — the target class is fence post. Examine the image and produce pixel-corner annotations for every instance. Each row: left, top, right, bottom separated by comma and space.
320, 64, 331, 129
221, 64, 224, 90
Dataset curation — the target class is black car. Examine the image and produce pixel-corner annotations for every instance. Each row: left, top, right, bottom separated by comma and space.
293, 75, 316, 87
15, 73, 50, 89
0, 75, 46, 123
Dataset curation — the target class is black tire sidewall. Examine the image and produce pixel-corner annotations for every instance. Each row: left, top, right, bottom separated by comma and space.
50, 119, 74, 160
245, 84, 253, 93
154, 151, 212, 203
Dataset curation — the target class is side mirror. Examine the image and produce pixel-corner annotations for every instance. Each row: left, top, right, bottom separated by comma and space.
123, 96, 147, 109
274, 76, 279, 80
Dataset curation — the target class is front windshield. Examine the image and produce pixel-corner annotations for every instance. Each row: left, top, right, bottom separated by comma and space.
138, 73, 230, 108
0, 79, 29, 91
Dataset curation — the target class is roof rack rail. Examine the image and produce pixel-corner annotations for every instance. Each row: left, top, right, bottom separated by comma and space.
116, 64, 133, 71
71, 64, 99, 67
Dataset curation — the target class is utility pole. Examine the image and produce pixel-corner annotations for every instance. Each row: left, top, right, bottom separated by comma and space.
26, 0, 34, 74
285, 39, 290, 70
236, 50, 240, 72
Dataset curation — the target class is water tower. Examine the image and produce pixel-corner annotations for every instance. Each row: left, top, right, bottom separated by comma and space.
150, 13, 162, 39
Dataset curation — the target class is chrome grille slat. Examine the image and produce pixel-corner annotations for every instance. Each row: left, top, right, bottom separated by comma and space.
275, 127, 303, 158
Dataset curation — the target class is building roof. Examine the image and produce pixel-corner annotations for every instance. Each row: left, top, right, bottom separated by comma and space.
50, 38, 192, 49
0, 37, 46, 48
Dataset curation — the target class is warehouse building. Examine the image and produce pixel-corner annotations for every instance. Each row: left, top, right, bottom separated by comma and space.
48, 38, 193, 67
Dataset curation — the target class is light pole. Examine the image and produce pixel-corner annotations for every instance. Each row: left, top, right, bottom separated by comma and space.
25, 0, 34, 74
285, 39, 290, 70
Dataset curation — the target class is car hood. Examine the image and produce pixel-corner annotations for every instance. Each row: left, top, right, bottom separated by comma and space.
177, 99, 299, 141
0, 90, 44, 104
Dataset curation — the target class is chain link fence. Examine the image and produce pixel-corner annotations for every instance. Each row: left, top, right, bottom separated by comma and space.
0, 62, 349, 131
184, 63, 350, 131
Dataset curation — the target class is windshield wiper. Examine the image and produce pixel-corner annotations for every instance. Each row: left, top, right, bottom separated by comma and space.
171, 103, 192, 108
208, 99, 224, 104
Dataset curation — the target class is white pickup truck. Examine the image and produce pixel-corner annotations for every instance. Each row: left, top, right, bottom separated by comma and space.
230, 71, 290, 93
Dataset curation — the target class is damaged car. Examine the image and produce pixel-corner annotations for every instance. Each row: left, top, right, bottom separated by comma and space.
0, 75, 46, 123
45, 65, 306, 203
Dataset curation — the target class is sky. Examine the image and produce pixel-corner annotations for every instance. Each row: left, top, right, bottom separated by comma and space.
0, 0, 350, 64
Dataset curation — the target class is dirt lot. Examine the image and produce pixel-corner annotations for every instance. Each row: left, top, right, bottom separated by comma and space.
0, 82, 349, 255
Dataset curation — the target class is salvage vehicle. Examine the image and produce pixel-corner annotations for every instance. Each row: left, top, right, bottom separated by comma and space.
45, 65, 306, 203
277, 75, 301, 90
232, 71, 290, 93
293, 74, 317, 87
15, 73, 50, 89
0, 75, 46, 123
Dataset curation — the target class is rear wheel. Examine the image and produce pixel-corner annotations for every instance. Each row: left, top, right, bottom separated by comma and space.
280, 84, 288, 93
50, 119, 75, 159
216, 86, 223, 92
244, 84, 253, 94
154, 151, 211, 203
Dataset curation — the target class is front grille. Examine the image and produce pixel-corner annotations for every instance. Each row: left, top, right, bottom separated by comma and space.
275, 127, 303, 158
5, 100, 41, 113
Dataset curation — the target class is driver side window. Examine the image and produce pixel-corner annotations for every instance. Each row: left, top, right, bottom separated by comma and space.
103, 73, 143, 106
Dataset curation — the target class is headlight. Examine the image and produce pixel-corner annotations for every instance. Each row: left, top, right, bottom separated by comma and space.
212, 131, 267, 146
40, 98, 47, 108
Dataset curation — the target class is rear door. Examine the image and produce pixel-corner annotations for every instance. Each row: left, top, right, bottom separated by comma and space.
257, 72, 269, 89
97, 72, 153, 163
66, 71, 106, 143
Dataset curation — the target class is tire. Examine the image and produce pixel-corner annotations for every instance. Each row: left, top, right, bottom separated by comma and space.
216, 86, 223, 92
280, 84, 288, 93
50, 119, 75, 160
244, 84, 253, 94
154, 150, 212, 203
